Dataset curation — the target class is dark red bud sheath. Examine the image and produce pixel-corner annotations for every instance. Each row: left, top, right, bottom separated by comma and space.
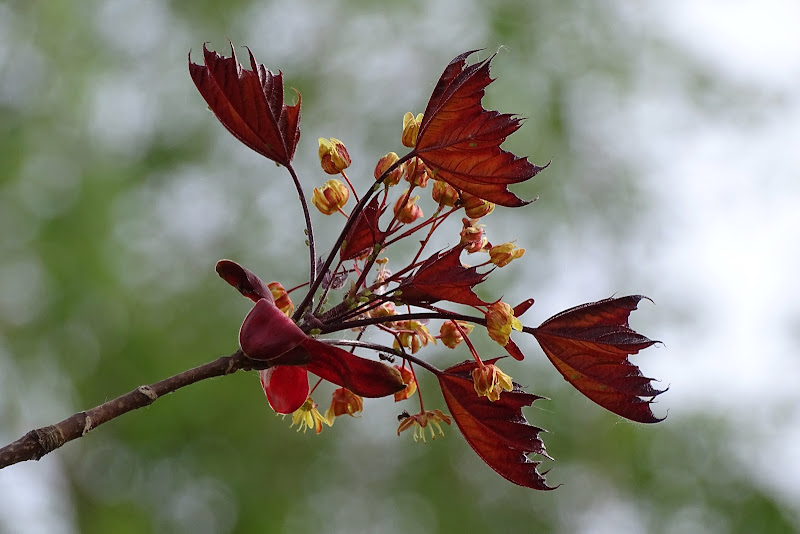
301, 339, 406, 398
216, 260, 273, 303
239, 299, 309, 363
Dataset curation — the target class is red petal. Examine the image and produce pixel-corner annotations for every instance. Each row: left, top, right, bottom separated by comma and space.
533, 295, 665, 423
239, 299, 309, 363
189, 43, 301, 166
302, 338, 405, 398
260, 366, 309, 414
216, 259, 273, 303
437, 359, 554, 490
414, 51, 547, 207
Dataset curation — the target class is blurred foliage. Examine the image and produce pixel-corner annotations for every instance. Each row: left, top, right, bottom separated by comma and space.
0, 0, 796, 533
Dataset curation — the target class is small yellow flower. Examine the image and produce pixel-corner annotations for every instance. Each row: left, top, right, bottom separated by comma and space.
472, 363, 514, 402
397, 409, 452, 442
401, 112, 423, 147
488, 242, 526, 268
291, 397, 331, 434
268, 281, 294, 317
439, 320, 474, 349
318, 137, 351, 174
312, 179, 350, 215
485, 301, 522, 346
325, 388, 363, 424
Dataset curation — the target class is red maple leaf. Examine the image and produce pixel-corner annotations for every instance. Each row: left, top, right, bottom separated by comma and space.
413, 51, 547, 207
397, 246, 490, 307
436, 359, 554, 490
189, 42, 301, 166
340, 196, 385, 261
532, 295, 665, 423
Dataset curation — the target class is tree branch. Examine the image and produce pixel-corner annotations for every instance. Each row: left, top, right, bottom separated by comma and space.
0, 349, 261, 469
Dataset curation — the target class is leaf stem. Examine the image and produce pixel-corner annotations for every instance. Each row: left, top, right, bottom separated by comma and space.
286, 163, 317, 292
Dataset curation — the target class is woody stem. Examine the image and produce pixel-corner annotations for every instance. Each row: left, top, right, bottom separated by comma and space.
0, 350, 258, 470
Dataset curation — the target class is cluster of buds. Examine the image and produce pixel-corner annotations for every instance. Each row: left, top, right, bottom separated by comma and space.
275, 111, 527, 438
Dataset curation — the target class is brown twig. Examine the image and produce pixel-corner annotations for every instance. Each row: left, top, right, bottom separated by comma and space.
0, 349, 259, 469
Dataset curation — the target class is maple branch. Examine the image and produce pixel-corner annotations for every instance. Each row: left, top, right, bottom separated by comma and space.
0, 349, 260, 470
286, 163, 317, 289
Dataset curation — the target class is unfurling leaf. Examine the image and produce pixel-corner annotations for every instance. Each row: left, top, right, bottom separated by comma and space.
437, 359, 554, 490
532, 295, 664, 423
189, 43, 301, 166
397, 246, 489, 307
413, 51, 547, 207
340, 196, 386, 261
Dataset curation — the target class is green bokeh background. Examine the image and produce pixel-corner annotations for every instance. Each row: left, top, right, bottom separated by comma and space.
2, 1, 798, 533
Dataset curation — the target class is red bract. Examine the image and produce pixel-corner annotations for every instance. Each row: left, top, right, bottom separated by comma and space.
189, 43, 301, 166
437, 359, 553, 490
413, 51, 548, 207
532, 295, 665, 423
219, 261, 405, 413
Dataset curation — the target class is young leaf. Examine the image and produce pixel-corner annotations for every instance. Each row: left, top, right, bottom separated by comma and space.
397, 246, 489, 307
413, 51, 547, 207
340, 196, 386, 261
436, 359, 554, 490
532, 295, 664, 423
189, 43, 301, 166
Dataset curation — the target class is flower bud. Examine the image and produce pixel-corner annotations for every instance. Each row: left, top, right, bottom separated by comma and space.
393, 365, 417, 401
462, 192, 495, 219
318, 137, 351, 174
439, 320, 474, 349
432, 180, 459, 207
402, 112, 423, 147
485, 301, 523, 346
393, 190, 423, 224
312, 179, 350, 215
459, 218, 489, 253
489, 242, 525, 268
267, 281, 294, 317
374, 152, 403, 185
404, 157, 429, 188
325, 388, 363, 423
472, 363, 513, 402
